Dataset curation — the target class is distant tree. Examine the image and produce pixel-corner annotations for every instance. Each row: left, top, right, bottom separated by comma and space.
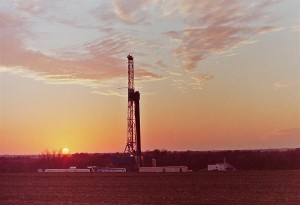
1, 149, 299, 172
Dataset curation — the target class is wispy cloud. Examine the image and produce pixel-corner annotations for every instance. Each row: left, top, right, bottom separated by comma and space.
162, 0, 280, 71
12, 0, 44, 15
91, 89, 125, 97
95, 0, 151, 25
135, 69, 162, 80
256, 26, 282, 34
112, 0, 150, 24
156, 60, 168, 69
167, 71, 182, 77
0, 12, 161, 93
0, 0, 283, 94
164, 26, 250, 71
273, 81, 294, 89
170, 72, 213, 93
190, 74, 214, 90
0, 33, 124, 83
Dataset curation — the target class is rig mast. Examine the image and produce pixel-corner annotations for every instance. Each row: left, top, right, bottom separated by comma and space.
124, 55, 141, 167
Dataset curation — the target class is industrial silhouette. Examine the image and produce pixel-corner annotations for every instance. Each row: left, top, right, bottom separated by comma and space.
124, 55, 142, 168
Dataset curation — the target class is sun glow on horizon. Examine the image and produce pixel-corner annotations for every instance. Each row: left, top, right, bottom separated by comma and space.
62, 148, 69, 155
0, 1, 299, 155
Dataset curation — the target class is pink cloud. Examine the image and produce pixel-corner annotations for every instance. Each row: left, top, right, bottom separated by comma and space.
0, 12, 161, 86
162, 0, 280, 71
92, 0, 281, 74
52, 18, 100, 30
0, 0, 282, 92
13, 0, 44, 14
0, 16, 123, 81
155, 60, 167, 69
190, 73, 213, 89
95, 0, 151, 24
256, 26, 282, 34
135, 69, 162, 79
163, 31, 182, 42
112, 0, 148, 24
164, 26, 248, 71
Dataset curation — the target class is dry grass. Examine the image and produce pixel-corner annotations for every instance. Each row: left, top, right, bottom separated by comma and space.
1, 170, 299, 205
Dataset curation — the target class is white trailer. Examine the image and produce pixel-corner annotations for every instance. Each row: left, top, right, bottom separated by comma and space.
96, 167, 126, 173
139, 166, 189, 173
207, 159, 236, 171
44, 168, 90, 173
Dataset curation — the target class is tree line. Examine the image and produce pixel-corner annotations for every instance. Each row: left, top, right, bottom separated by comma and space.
0, 149, 299, 172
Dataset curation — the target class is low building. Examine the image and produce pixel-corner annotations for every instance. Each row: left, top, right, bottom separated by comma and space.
44, 167, 91, 173
207, 159, 237, 171
96, 167, 126, 173
139, 166, 189, 173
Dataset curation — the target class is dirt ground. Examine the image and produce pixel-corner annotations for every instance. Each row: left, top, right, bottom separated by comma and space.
0, 170, 299, 205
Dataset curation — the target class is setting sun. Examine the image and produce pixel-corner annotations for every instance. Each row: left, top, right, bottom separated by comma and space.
62, 148, 69, 155
0, 0, 299, 155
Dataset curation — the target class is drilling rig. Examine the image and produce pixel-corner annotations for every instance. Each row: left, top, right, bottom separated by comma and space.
111, 55, 142, 171
124, 54, 142, 168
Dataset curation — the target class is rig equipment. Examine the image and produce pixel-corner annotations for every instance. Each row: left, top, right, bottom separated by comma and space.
124, 55, 142, 168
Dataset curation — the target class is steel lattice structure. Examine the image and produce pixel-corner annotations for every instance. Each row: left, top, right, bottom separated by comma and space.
125, 54, 135, 154
124, 55, 141, 166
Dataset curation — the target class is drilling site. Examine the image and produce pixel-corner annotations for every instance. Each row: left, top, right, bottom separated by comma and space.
110, 55, 189, 173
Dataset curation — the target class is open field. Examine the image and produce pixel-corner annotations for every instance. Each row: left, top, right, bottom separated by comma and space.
1, 171, 299, 205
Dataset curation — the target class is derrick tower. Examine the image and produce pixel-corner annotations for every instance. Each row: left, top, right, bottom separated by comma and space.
124, 55, 141, 167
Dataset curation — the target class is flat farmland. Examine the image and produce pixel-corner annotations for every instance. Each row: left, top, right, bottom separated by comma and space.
1, 171, 299, 205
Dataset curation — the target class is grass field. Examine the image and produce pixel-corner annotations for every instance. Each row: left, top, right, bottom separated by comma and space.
1, 170, 299, 205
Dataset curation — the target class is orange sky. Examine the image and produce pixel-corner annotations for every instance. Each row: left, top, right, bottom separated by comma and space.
0, 0, 299, 154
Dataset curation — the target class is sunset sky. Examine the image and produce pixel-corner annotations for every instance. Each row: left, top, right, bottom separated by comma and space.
0, 0, 299, 155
